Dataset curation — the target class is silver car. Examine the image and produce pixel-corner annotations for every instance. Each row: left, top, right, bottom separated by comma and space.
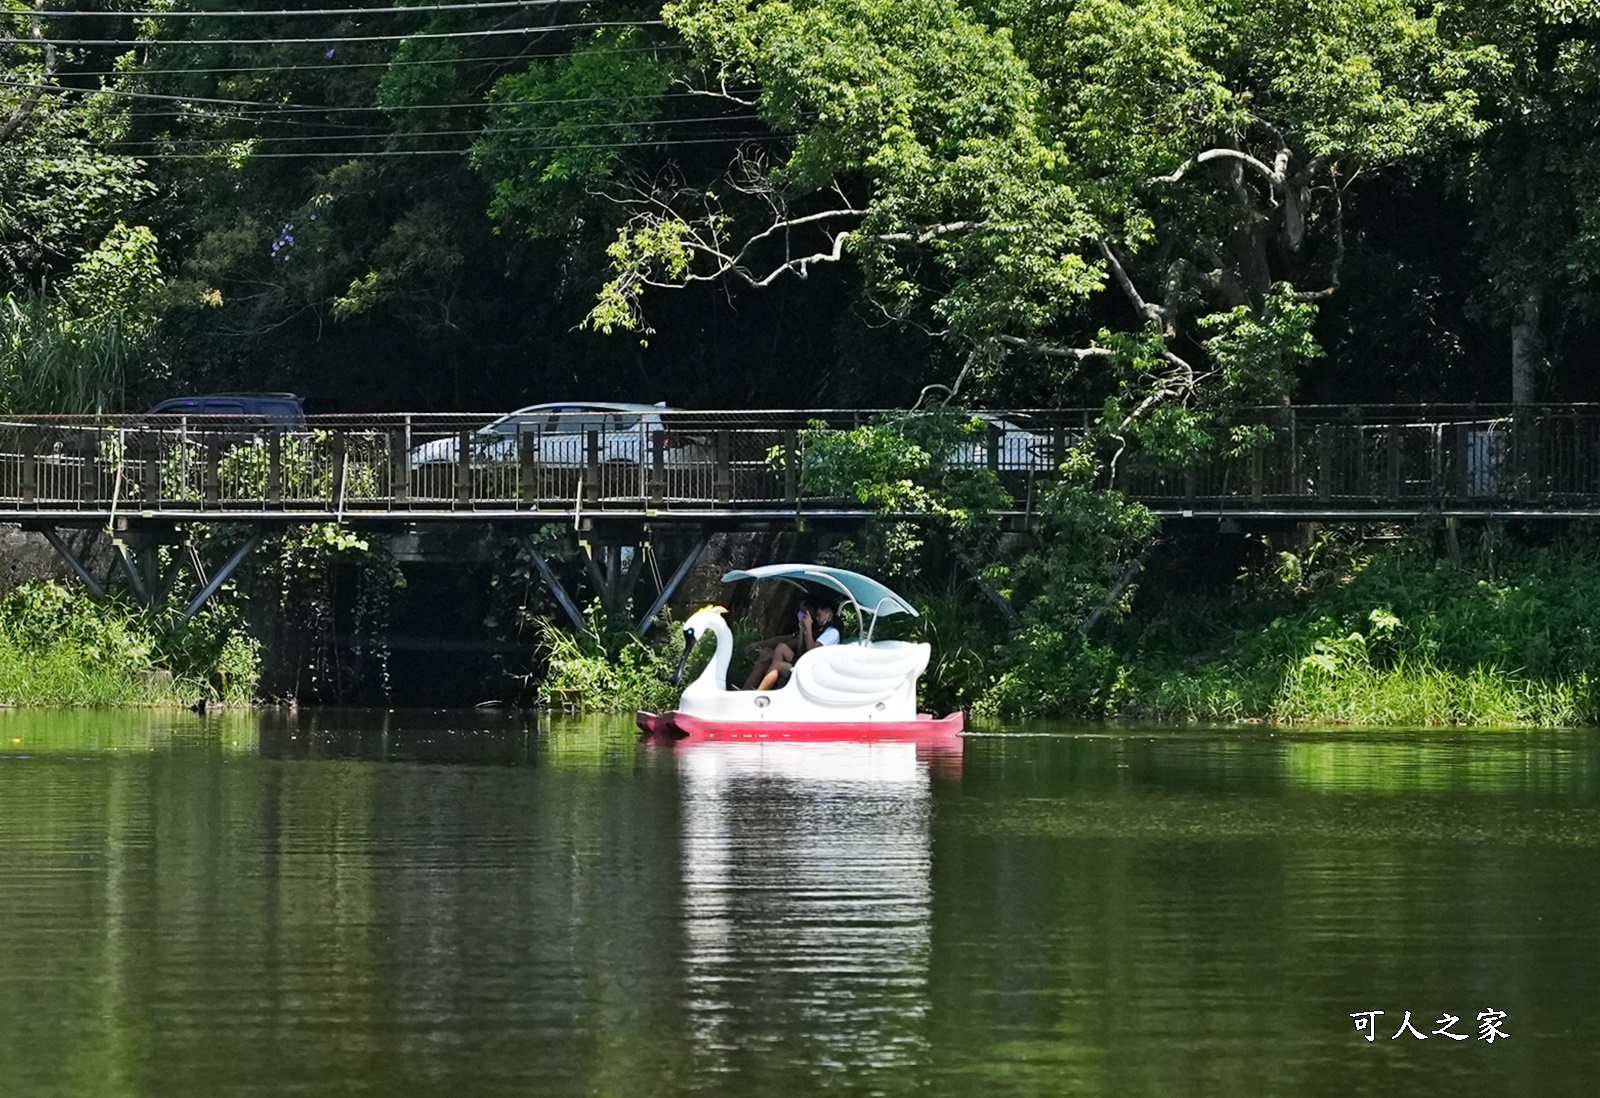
410, 401, 698, 467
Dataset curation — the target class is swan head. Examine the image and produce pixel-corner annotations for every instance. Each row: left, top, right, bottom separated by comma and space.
681, 604, 728, 640
675, 605, 728, 684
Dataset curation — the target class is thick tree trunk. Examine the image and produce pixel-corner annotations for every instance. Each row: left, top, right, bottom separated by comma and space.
1511, 287, 1542, 406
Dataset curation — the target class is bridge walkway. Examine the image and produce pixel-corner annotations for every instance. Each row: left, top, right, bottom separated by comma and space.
3, 405, 1597, 625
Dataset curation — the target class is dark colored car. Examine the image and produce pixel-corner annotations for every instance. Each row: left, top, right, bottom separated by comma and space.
146, 393, 307, 426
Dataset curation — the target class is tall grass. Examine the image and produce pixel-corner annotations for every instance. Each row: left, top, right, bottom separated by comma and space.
0, 290, 130, 413
0, 581, 259, 707
0, 634, 198, 707
1274, 652, 1588, 728
1121, 531, 1600, 727
1142, 663, 1276, 723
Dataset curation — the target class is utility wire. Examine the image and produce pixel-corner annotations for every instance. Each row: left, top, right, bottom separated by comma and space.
0, 133, 786, 158
34, 1, 598, 16
0, 20, 663, 46
149, 115, 761, 143
20, 45, 682, 78
0, 79, 727, 116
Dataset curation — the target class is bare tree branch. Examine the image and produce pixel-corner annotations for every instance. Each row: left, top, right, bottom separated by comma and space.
1104, 349, 1203, 486
1098, 239, 1168, 330
995, 334, 1114, 362
878, 221, 983, 245
1292, 182, 1345, 302
677, 75, 760, 109
0, 2, 58, 145
1148, 146, 1283, 187
604, 167, 865, 290
916, 344, 986, 409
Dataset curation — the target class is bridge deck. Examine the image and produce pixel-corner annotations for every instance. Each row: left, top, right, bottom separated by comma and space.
0, 406, 1597, 528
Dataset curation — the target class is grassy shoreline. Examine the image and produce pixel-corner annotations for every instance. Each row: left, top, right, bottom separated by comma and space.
0, 581, 258, 708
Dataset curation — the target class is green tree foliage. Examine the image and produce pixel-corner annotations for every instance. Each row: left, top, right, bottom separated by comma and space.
470, 0, 1485, 446
797, 410, 1013, 588
0, 13, 153, 288
0, 222, 166, 412
1442, 0, 1600, 398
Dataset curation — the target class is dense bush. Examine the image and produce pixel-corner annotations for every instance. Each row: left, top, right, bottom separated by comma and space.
537, 604, 719, 714
0, 580, 259, 707
1123, 529, 1600, 727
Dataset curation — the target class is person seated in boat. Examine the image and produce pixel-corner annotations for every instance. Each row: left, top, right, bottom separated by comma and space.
741, 598, 810, 689
746, 599, 842, 691
740, 597, 805, 686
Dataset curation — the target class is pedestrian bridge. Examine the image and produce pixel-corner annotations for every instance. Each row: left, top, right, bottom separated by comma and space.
4, 405, 1596, 627
2, 404, 1595, 527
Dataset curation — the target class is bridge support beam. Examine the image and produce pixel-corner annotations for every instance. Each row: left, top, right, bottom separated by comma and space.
177, 532, 263, 625
112, 527, 183, 609
526, 547, 588, 633
36, 521, 265, 620
582, 542, 637, 618
37, 528, 108, 601
527, 529, 711, 637
635, 535, 709, 636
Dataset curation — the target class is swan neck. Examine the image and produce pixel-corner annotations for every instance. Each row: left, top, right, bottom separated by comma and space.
691, 614, 733, 691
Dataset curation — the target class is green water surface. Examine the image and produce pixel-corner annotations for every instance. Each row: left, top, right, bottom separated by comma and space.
0, 710, 1593, 1096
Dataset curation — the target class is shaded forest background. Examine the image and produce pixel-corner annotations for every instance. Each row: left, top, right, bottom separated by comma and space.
3, 0, 1598, 418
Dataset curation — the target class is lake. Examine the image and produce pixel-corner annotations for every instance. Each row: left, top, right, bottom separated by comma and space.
0, 710, 1594, 1096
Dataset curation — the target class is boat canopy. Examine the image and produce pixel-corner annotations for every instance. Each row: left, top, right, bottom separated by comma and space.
721, 564, 919, 625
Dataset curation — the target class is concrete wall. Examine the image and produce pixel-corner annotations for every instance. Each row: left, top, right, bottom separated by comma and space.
0, 525, 114, 598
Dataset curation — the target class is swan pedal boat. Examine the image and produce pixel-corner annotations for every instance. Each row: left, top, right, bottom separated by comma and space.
636, 564, 964, 744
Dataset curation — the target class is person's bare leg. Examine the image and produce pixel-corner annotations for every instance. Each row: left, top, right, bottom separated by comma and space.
743, 658, 770, 690
758, 644, 794, 690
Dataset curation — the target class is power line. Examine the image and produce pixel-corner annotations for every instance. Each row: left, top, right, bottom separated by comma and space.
0, 20, 662, 47
1, 79, 727, 117
35, 1, 597, 16
0, 133, 785, 159
135, 115, 760, 144
28, 44, 682, 78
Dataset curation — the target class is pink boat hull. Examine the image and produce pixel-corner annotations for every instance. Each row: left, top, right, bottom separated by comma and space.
636, 709, 964, 744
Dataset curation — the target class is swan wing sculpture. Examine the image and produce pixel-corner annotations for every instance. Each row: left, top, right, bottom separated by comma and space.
792, 640, 929, 710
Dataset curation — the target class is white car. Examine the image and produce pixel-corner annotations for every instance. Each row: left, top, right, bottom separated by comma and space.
410, 401, 697, 467
944, 413, 1067, 471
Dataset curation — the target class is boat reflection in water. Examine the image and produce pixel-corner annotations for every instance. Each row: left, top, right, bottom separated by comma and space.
665, 739, 958, 1082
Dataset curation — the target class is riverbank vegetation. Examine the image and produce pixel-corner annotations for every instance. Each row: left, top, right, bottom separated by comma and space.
0, 581, 257, 707
1111, 529, 1600, 728
769, 412, 1600, 728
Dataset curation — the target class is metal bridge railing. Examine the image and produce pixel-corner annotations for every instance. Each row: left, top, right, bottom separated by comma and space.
0, 406, 1598, 516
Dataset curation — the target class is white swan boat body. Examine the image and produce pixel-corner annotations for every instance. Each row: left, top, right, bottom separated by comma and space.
636, 564, 964, 743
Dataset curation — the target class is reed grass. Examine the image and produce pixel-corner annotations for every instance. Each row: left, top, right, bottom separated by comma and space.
0, 634, 200, 708
1273, 653, 1587, 728
0, 582, 258, 708
0, 291, 130, 413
